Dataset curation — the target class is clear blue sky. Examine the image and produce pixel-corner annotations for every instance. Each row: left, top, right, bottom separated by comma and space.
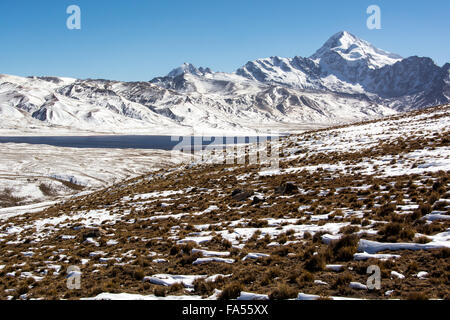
0, 0, 448, 81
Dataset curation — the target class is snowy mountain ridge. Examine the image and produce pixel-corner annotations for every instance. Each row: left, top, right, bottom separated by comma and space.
0, 31, 448, 135
310, 31, 403, 69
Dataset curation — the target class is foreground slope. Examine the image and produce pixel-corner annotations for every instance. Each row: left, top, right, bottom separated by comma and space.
0, 105, 448, 300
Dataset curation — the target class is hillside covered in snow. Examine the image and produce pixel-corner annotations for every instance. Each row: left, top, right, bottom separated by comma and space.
0, 31, 448, 135
0, 104, 448, 300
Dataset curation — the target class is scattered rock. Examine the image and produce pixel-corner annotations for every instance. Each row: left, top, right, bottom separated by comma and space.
81, 228, 106, 241
231, 189, 254, 201
251, 196, 265, 205
275, 181, 298, 195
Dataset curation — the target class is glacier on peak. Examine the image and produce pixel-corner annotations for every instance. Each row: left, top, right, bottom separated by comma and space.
167, 63, 213, 78
310, 31, 402, 69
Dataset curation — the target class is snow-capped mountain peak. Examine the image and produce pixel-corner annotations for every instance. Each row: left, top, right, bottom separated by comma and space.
167, 63, 212, 78
311, 31, 402, 69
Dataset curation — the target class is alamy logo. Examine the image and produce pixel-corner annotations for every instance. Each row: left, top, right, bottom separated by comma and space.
366, 5, 381, 30
367, 265, 381, 290
66, 5, 81, 30
66, 266, 81, 290
171, 134, 280, 170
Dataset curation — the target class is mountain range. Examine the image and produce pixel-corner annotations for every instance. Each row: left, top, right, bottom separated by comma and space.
0, 31, 448, 135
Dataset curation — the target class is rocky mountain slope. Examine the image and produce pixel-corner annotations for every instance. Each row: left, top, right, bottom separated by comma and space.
236, 31, 449, 111
0, 31, 448, 135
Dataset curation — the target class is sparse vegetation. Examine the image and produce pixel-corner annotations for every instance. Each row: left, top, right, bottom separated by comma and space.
0, 105, 448, 300
56, 179, 85, 191
38, 183, 57, 197
304, 253, 326, 272
329, 235, 359, 262
0, 188, 24, 207
269, 284, 298, 300
218, 282, 243, 300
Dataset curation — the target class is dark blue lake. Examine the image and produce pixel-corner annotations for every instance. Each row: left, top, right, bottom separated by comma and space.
0, 135, 271, 151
